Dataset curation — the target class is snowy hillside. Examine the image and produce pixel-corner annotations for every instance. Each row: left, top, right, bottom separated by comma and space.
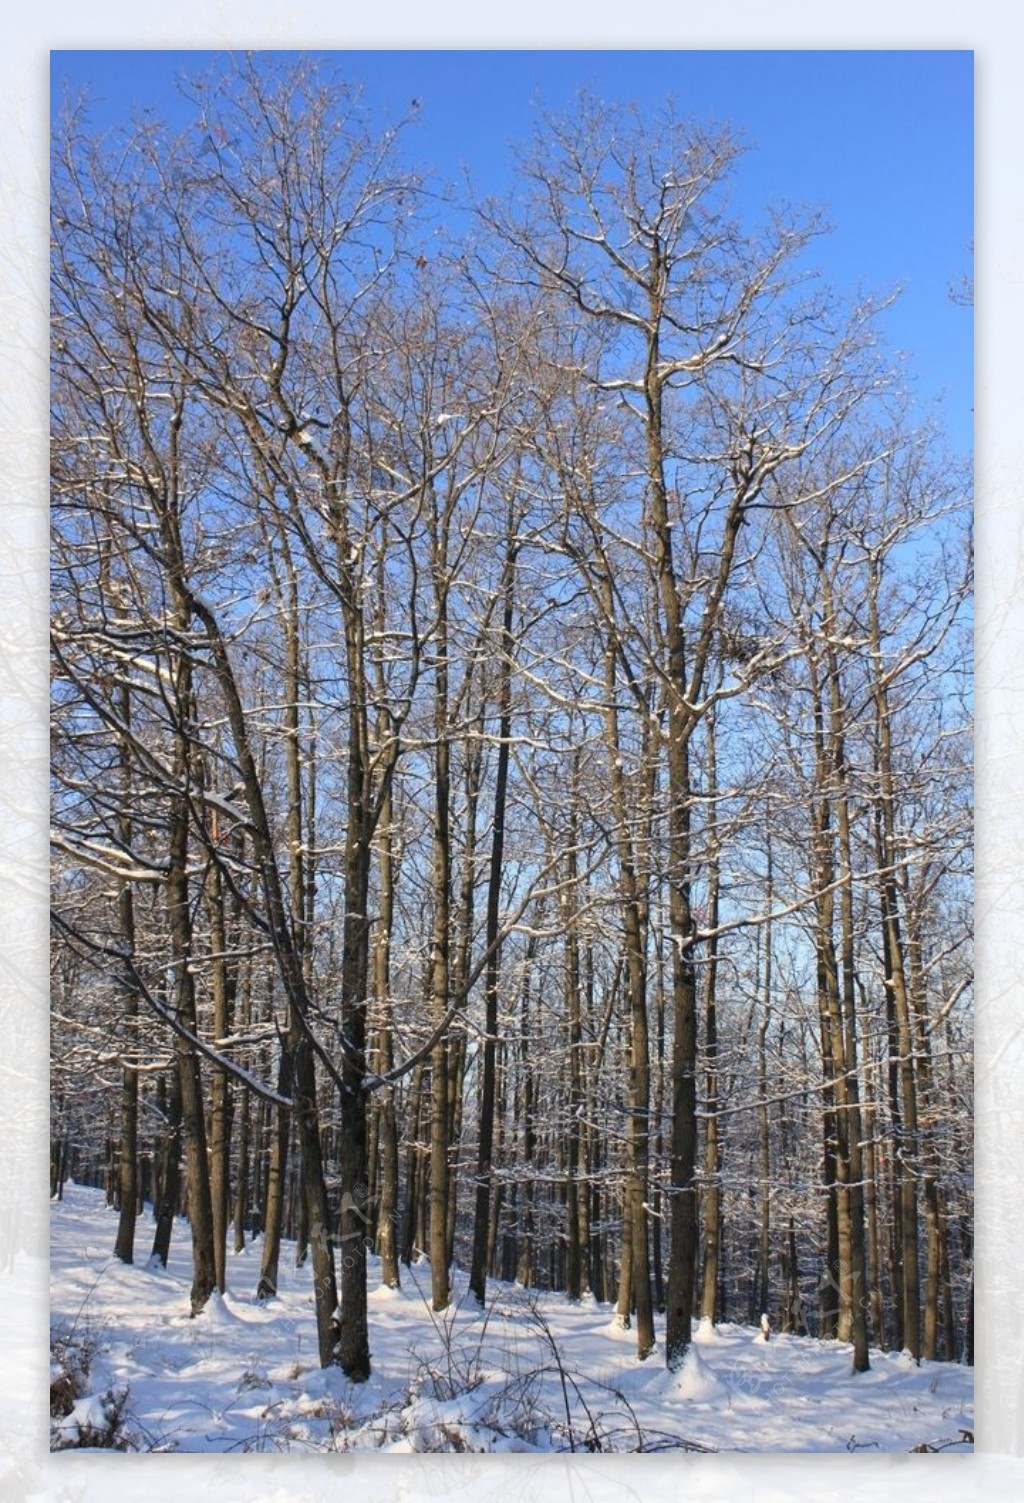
50, 1184, 973, 1454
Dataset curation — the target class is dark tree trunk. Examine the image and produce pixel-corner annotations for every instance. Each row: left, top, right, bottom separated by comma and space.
372, 768, 400, 1289
167, 697, 217, 1318
564, 758, 585, 1303
113, 680, 139, 1267
869, 562, 921, 1361
257, 1047, 292, 1300
469, 536, 516, 1305
699, 707, 722, 1326
206, 852, 237, 1293
402, 1064, 425, 1267
151, 1064, 183, 1270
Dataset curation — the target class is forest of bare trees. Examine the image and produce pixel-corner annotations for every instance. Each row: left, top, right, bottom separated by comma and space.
50, 56, 973, 1384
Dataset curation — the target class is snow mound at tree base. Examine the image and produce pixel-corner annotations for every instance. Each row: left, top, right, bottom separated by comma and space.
655, 1345, 729, 1403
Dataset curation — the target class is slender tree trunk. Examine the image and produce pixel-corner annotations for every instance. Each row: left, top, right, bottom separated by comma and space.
822, 604, 870, 1372
444, 736, 478, 1274
598, 570, 655, 1359
372, 768, 401, 1289
231, 956, 254, 1255
615, 1199, 634, 1328
488, 1047, 507, 1279
756, 827, 773, 1321
642, 357, 713, 1369
113, 692, 139, 1265
332, 777, 374, 1374
429, 751, 452, 1307
188, 582, 342, 1366
804, 631, 868, 1367
515, 943, 539, 1289
861, 1044, 887, 1347
469, 534, 516, 1305
445, 1029, 466, 1271
151, 1063, 183, 1270
233, 1086, 250, 1256
869, 562, 921, 1360
428, 489, 453, 1312
167, 681, 217, 1317
402, 1064, 426, 1266
905, 871, 946, 1361
147, 404, 217, 1315
939, 1194, 956, 1360
256, 1045, 292, 1300
564, 755, 584, 1303
95, 539, 140, 1264
699, 709, 722, 1326
206, 850, 237, 1293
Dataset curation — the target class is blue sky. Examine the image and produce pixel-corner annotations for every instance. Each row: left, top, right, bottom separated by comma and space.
51, 48, 973, 455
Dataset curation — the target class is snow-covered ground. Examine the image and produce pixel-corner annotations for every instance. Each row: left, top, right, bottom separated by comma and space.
49, 1182, 973, 1455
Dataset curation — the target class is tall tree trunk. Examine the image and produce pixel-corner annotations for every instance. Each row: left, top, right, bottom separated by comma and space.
372, 767, 400, 1289
428, 486, 453, 1312
651, 948, 666, 1313
429, 697, 452, 1309
187, 584, 341, 1368
699, 708, 722, 1326
599, 569, 655, 1359
167, 678, 217, 1317
904, 867, 948, 1360
615, 1199, 634, 1328
755, 820, 774, 1322
402, 1064, 426, 1266
564, 753, 585, 1303
150, 1062, 183, 1270
868, 560, 921, 1360
515, 943, 539, 1289
232, 957, 254, 1255
860, 1035, 887, 1347
822, 594, 870, 1372
206, 849, 237, 1294
641, 343, 726, 1368
804, 628, 868, 1367
149, 399, 217, 1315
445, 1030, 466, 1272
444, 734, 479, 1273
256, 1044, 292, 1300
469, 532, 516, 1304
332, 749, 374, 1374
113, 684, 139, 1266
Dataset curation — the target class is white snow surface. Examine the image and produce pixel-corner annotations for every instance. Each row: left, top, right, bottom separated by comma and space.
49, 1182, 974, 1456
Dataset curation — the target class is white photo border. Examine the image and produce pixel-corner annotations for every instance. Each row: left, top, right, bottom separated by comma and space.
6, 5, 1018, 1498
